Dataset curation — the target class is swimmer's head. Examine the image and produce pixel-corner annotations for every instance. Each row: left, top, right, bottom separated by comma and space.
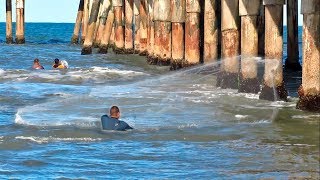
54, 58, 60, 64
110, 106, 120, 119
34, 58, 40, 63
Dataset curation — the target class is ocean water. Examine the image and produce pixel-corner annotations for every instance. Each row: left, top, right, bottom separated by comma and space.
0, 23, 319, 179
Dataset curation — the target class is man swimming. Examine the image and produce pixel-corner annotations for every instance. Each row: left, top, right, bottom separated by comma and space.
52, 58, 68, 69
32, 58, 44, 69
101, 106, 133, 131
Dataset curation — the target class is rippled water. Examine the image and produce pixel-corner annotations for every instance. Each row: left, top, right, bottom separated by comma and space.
0, 23, 319, 179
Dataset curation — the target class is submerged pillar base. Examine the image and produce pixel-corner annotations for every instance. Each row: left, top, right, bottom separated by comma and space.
238, 76, 260, 94
219, 72, 239, 89
98, 45, 109, 54
297, 87, 320, 112
6, 36, 13, 44
15, 37, 25, 44
124, 48, 135, 54
147, 56, 158, 65
81, 46, 92, 55
259, 82, 287, 101
113, 47, 125, 54
71, 35, 79, 44
139, 50, 148, 56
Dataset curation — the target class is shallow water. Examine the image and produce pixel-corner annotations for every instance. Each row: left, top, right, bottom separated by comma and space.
0, 23, 319, 179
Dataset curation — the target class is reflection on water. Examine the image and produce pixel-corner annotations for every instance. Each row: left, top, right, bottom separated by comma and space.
0, 24, 319, 178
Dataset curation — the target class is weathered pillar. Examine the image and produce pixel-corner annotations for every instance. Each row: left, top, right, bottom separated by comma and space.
93, 1, 104, 46
259, 0, 287, 101
71, 0, 84, 44
170, 0, 185, 69
81, 0, 102, 55
297, 0, 320, 112
285, 0, 301, 70
147, 0, 155, 62
6, 0, 13, 44
109, 24, 115, 48
16, 0, 25, 44
98, 5, 114, 53
134, 0, 140, 54
124, 0, 134, 53
204, 0, 218, 63
139, 0, 148, 56
148, 0, 159, 64
94, 0, 110, 47
81, 0, 90, 44
185, 0, 200, 66
113, 0, 125, 53
238, 0, 260, 93
219, 0, 240, 89
154, 0, 171, 64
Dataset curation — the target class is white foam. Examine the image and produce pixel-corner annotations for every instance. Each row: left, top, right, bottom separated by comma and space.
235, 115, 248, 119
292, 115, 320, 119
15, 136, 102, 144
0, 69, 5, 75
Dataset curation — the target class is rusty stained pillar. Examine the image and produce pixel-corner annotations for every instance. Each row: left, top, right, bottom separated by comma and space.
133, 0, 140, 53
146, 0, 154, 58
259, 0, 287, 101
92, 1, 104, 46
148, 0, 159, 64
218, 0, 240, 89
81, 0, 90, 44
81, 0, 102, 55
170, 0, 186, 69
185, 0, 201, 66
285, 0, 302, 70
139, 0, 149, 56
98, 4, 114, 53
94, 0, 111, 47
6, 0, 13, 44
257, 0, 265, 56
71, 0, 85, 44
16, 0, 25, 44
124, 0, 134, 53
113, 0, 125, 53
204, 0, 218, 63
238, 0, 260, 93
297, 0, 320, 112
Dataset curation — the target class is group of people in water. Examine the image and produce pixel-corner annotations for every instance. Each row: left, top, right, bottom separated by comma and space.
32, 58, 132, 131
32, 58, 68, 70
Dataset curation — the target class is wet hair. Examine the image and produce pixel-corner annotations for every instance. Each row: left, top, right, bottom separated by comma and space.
54, 58, 60, 64
110, 106, 120, 116
34, 58, 39, 63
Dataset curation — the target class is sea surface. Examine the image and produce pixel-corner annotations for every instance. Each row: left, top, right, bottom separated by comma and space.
0, 23, 319, 179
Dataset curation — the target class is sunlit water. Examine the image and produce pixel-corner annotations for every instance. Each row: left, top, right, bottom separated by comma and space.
0, 23, 319, 179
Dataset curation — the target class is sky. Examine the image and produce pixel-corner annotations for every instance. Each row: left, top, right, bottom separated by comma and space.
0, 0, 303, 25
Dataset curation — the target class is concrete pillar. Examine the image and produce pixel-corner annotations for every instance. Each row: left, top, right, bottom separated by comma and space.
147, 0, 155, 62
219, 0, 240, 89
81, 0, 90, 44
170, 0, 186, 70
148, 0, 159, 64
15, 0, 25, 44
81, 0, 102, 55
238, 0, 260, 93
297, 0, 320, 112
109, 24, 115, 49
124, 0, 134, 53
259, 0, 287, 101
204, 0, 218, 63
285, 0, 301, 70
113, 0, 125, 53
139, 0, 149, 56
6, 0, 13, 44
71, 0, 84, 44
98, 5, 114, 53
185, 0, 201, 66
134, 0, 140, 53
94, 0, 111, 47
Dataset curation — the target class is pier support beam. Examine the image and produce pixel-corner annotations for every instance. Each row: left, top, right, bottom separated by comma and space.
15, 0, 25, 44
204, 0, 218, 63
125, 0, 134, 53
139, 0, 149, 56
113, 0, 125, 54
6, 0, 13, 44
257, 0, 265, 56
185, 0, 201, 66
81, 0, 90, 44
71, 0, 84, 44
297, 0, 320, 112
147, 1, 155, 61
238, 0, 260, 93
259, 0, 287, 101
98, 6, 114, 53
81, 0, 101, 55
134, 0, 140, 54
285, 0, 301, 70
94, 0, 111, 47
218, 0, 240, 89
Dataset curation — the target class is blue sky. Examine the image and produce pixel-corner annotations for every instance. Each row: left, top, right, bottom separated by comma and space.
0, 0, 303, 25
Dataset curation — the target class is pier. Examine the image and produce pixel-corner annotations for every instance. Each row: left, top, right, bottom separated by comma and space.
3, 0, 320, 112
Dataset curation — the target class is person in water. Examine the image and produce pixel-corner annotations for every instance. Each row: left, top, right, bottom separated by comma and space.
32, 58, 44, 69
52, 58, 68, 69
101, 106, 133, 131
